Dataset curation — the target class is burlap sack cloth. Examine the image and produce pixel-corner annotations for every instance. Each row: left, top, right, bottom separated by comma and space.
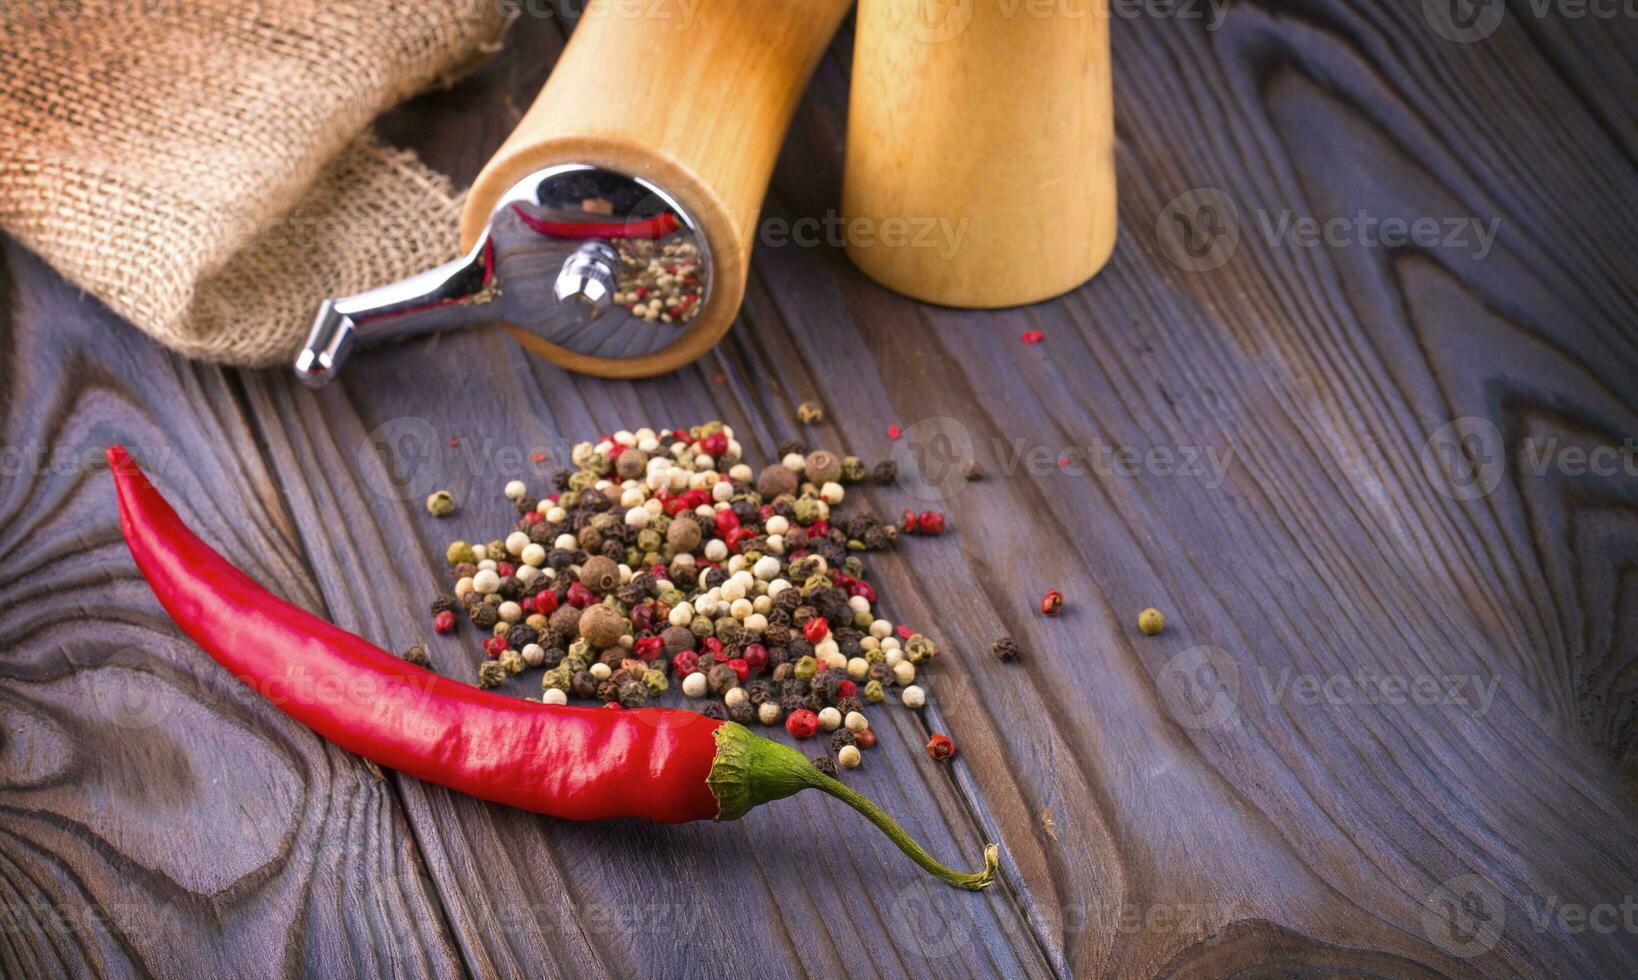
0, 1, 510, 365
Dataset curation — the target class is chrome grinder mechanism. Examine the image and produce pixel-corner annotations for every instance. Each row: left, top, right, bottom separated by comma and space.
294, 164, 711, 385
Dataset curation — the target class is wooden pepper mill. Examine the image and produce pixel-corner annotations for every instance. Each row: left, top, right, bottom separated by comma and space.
297, 0, 852, 384
843, 0, 1117, 306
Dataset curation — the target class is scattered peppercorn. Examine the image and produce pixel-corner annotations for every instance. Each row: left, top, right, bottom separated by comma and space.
402, 644, 431, 668
1138, 608, 1165, 635
926, 733, 956, 761
797, 401, 824, 424
433, 610, 456, 634
425, 490, 455, 517
991, 637, 1020, 662
1040, 589, 1064, 617
964, 459, 985, 481
811, 754, 839, 776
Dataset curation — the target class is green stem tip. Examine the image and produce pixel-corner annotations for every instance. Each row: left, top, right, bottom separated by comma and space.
709, 723, 1000, 890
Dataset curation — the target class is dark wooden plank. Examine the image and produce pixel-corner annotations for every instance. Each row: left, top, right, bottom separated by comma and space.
0, 242, 465, 978
740, 2, 1638, 976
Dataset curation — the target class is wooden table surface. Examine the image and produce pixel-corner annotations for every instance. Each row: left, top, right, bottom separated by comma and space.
4, 4, 1636, 978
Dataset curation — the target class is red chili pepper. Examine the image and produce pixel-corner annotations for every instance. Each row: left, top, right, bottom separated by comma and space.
106, 446, 997, 889
926, 734, 957, 762
509, 205, 680, 241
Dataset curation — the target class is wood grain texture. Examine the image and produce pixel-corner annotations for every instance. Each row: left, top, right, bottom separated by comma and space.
3, 0, 1637, 977
0, 243, 463, 977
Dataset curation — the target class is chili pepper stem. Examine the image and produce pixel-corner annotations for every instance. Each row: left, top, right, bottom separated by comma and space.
708, 723, 999, 890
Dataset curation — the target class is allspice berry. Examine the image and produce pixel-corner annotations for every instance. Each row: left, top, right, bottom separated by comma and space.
660, 625, 697, 655
666, 516, 702, 553
578, 603, 625, 648
581, 555, 620, 594
805, 450, 842, 486
615, 448, 647, 479
756, 464, 799, 499
548, 603, 582, 638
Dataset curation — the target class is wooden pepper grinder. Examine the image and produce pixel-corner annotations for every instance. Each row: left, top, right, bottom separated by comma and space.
843, 0, 1117, 307
298, 0, 852, 383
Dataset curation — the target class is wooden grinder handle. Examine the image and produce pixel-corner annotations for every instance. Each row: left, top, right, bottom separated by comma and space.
462, 0, 852, 378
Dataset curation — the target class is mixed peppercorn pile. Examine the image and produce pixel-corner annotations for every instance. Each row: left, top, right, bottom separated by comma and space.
427, 422, 951, 772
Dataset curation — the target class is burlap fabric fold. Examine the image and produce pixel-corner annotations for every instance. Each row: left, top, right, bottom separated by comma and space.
0, 0, 509, 365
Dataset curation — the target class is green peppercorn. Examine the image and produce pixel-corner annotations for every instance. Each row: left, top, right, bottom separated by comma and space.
841, 456, 866, 482
794, 655, 818, 680
905, 633, 937, 664
485, 540, 506, 561
477, 661, 507, 689
426, 490, 455, 517
792, 497, 822, 525
644, 669, 669, 695
1139, 608, 1165, 635
446, 540, 476, 565
863, 679, 885, 703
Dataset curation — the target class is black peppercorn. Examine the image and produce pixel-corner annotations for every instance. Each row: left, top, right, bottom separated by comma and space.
870, 460, 898, 485
810, 755, 838, 777
401, 644, 431, 668
762, 623, 792, 647
868, 662, 892, 683
528, 521, 555, 545
836, 695, 863, 716
802, 693, 825, 712
542, 647, 566, 669
779, 694, 804, 715
470, 603, 498, 629
498, 576, 524, 601
777, 439, 806, 459
727, 701, 755, 724
700, 702, 727, 721
707, 664, 737, 696
429, 595, 457, 616
595, 679, 619, 702
991, 637, 1020, 662
572, 670, 598, 699
617, 680, 648, 708
506, 625, 539, 650
830, 729, 856, 752
746, 680, 773, 705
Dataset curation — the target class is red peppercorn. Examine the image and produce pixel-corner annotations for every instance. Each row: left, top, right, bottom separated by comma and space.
743, 644, 768, 674
701, 636, 724, 655
808, 519, 830, 537
497, 562, 516, 578
635, 636, 664, 661
846, 579, 877, 602
727, 658, 750, 683
522, 511, 542, 525
433, 609, 456, 634
630, 604, 654, 632
663, 497, 686, 516
567, 582, 596, 608
802, 618, 829, 643
786, 709, 819, 739
854, 729, 877, 750
916, 511, 946, 535
896, 624, 915, 640
532, 590, 558, 616
700, 431, 729, 458
900, 509, 918, 534
484, 637, 507, 660
837, 679, 858, 699
1040, 589, 1064, 617
926, 733, 956, 761
1021, 330, 1046, 344
714, 509, 740, 537
673, 650, 700, 677
887, 424, 902, 440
